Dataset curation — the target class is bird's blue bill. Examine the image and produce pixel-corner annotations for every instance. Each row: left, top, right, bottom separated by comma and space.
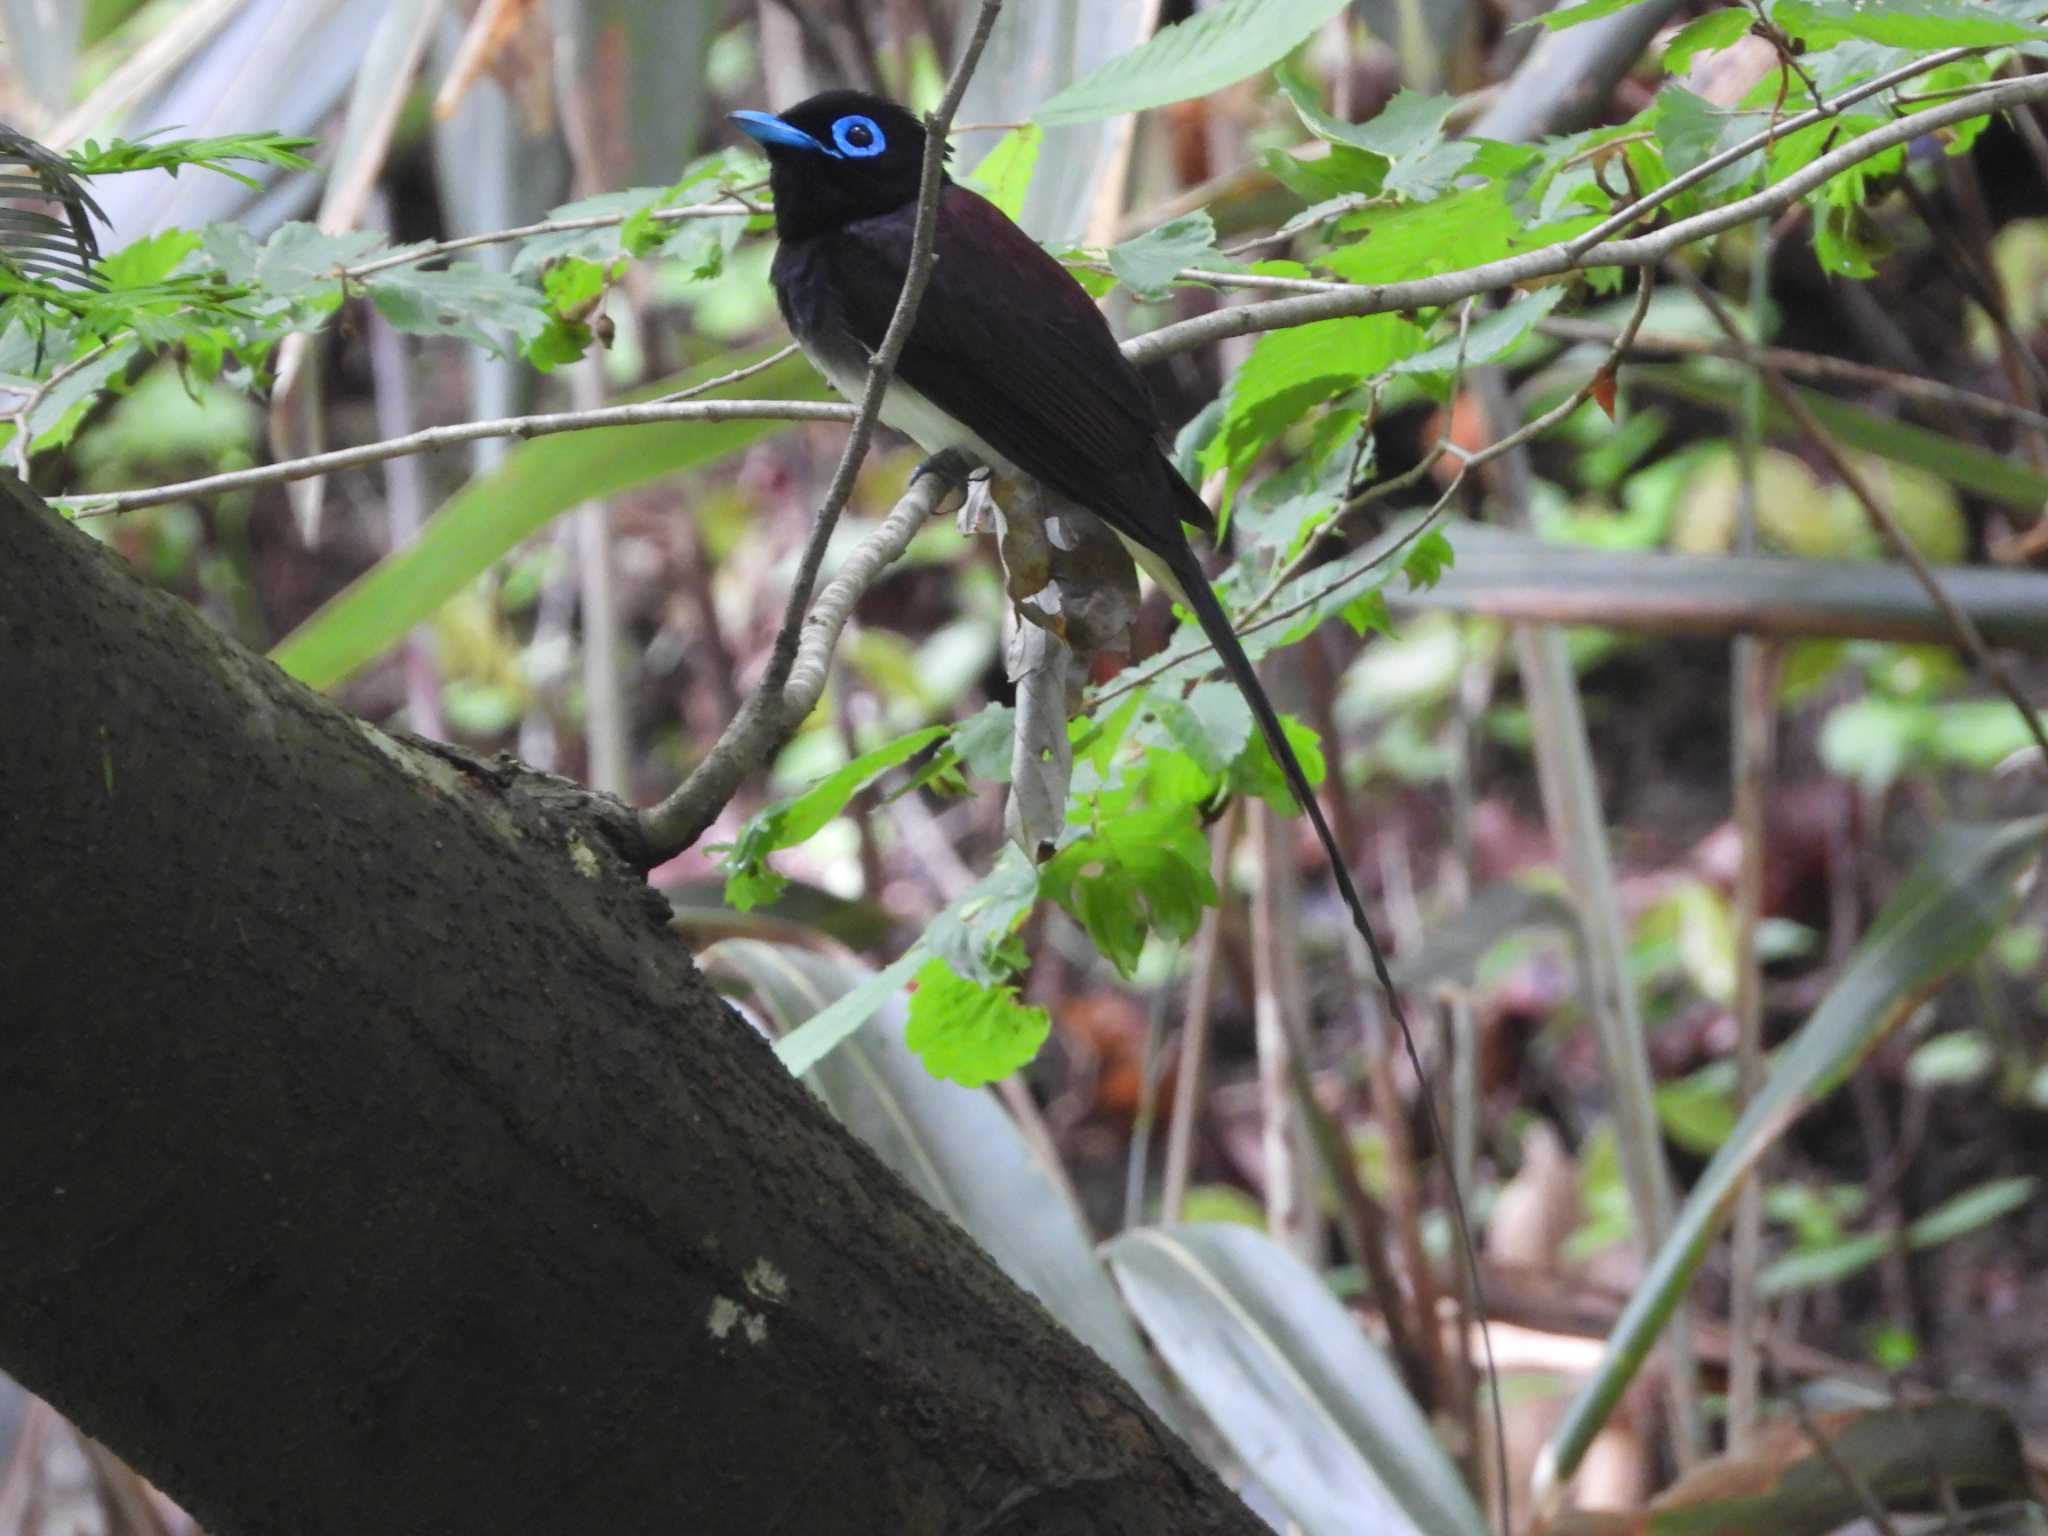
729, 110, 832, 156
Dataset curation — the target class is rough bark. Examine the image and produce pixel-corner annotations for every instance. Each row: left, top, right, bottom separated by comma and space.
0, 476, 1259, 1536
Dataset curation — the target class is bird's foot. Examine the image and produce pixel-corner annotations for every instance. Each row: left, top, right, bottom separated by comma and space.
910, 448, 976, 492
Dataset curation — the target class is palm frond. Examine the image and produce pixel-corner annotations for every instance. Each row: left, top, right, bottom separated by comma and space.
0, 123, 105, 287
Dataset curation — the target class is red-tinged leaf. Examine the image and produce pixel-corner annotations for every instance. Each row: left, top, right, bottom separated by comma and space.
1591, 365, 1618, 421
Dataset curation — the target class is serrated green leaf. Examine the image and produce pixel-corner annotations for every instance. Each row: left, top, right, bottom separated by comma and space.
1234, 713, 1326, 814
365, 263, 547, 357
1773, 0, 2048, 49
94, 229, 201, 290
1653, 85, 1726, 178
722, 725, 948, 910
1036, 0, 1353, 124
1389, 287, 1567, 376
1148, 680, 1254, 776
1341, 588, 1393, 638
1535, 0, 1658, 28
1264, 144, 1388, 208
1107, 211, 1225, 300
965, 123, 1042, 221
1044, 802, 1217, 975
1292, 86, 1479, 202
1663, 9, 1752, 73
904, 957, 1051, 1086
1320, 185, 1521, 286
252, 222, 382, 306
1204, 314, 1426, 481
1401, 528, 1456, 591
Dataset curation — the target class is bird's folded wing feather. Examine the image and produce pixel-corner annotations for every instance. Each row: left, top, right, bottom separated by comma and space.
833, 184, 1208, 545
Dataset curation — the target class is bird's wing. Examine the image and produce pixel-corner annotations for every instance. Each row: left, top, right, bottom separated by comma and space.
831, 183, 1208, 544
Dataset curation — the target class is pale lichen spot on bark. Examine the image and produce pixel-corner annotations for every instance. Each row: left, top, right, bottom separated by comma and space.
707, 1295, 770, 1345
352, 718, 470, 799
707, 1296, 741, 1339
744, 1258, 788, 1303
568, 835, 601, 878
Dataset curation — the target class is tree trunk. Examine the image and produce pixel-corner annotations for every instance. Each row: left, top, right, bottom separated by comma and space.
0, 477, 1259, 1536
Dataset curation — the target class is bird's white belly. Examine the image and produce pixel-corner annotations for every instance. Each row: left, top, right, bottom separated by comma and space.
812, 352, 1015, 474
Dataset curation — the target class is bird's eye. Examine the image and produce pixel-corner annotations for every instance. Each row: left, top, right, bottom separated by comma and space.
831, 114, 885, 158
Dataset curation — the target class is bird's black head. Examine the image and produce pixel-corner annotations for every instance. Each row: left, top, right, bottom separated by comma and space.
729, 91, 936, 241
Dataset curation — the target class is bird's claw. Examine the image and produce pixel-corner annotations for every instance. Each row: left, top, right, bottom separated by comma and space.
910, 448, 975, 492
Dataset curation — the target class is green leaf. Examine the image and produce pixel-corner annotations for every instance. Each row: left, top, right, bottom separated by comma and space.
1298, 87, 1478, 202
94, 228, 201, 289
1663, 9, 1753, 72
1233, 712, 1326, 814
760, 853, 1041, 1077
1342, 588, 1393, 638
1773, 0, 2048, 49
1388, 287, 1567, 376
1320, 186, 1521, 287
365, 263, 547, 357
722, 726, 948, 910
1044, 802, 1217, 975
952, 701, 1018, 783
67, 130, 314, 182
1654, 1062, 1740, 1155
965, 123, 1042, 221
1035, 0, 1353, 125
770, 948, 925, 1078
1907, 1174, 2035, 1247
1401, 528, 1456, 591
249, 222, 382, 307
1534, 0, 1659, 29
1205, 314, 1426, 479
1147, 681, 1254, 776
1820, 696, 1928, 793
1653, 85, 1727, 178
1544, 817, 2048, 1487
1106, 1224, 1490, 1536
904, 957, 1051, 1086
270, 348, 825, 690
1760, 1175, 2037, 1295
1904, 1029, 1995, 1088
1107, 211, 1225, 300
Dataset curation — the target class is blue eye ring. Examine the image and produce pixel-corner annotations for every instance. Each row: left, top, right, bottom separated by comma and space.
831, 114, 886, 158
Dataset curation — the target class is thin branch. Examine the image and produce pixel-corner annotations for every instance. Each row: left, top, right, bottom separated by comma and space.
634, 0, 1006, 863
342, 201, 755, 281
782, 481, 945, 713
630, 470, 958, 863
53, 399, 859, 517
1126, 71, 2048, 369
10, 333, 131, 475
648, 343, 799, 403
1674, 261, 2048, 766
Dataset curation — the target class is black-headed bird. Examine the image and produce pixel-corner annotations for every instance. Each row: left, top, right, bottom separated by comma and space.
731, 90, 1392, 980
